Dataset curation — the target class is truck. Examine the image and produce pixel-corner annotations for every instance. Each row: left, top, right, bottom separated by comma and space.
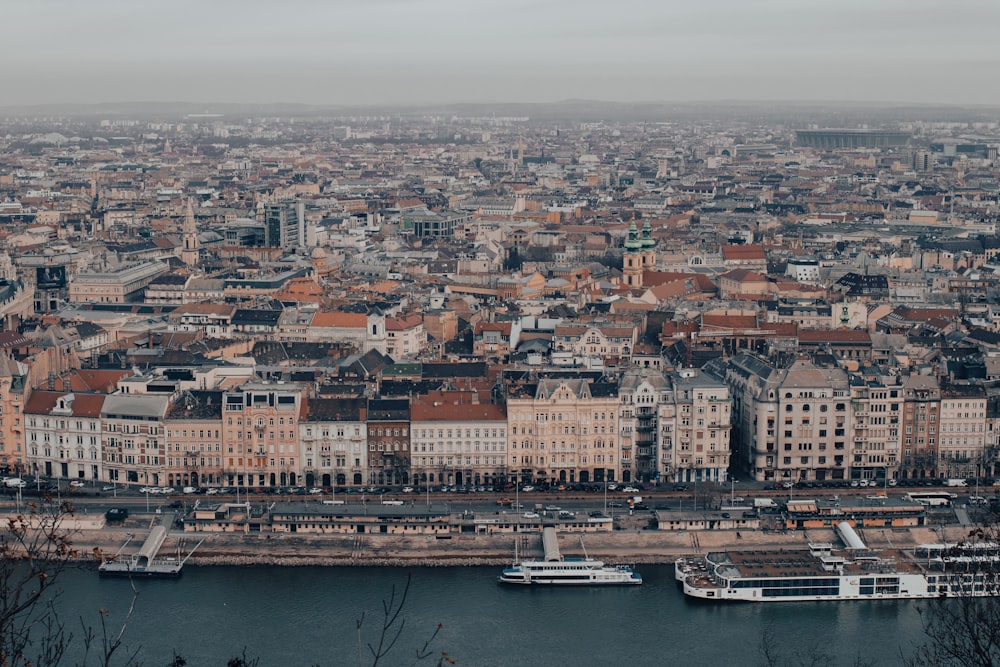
945, 479, 968, 487
753, 498, 778, 510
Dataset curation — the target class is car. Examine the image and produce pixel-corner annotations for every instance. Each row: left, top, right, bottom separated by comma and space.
497, 497, 513, 506
888, 479, 898, 487
69, 480, 85, 489
522, 512, 540, 519
558, 510, 576, 518
608, 501, 623, 508
622, 486, 639, 493
402, 486, 414, 493
970, 495, 988, 505
139, 487, 153, 494
206, 488, 220, 495
308, 487, 323, 494
520, 485, 535, 492
606, 483, 619, 491
544, 505, 561, 511
161, 487, 176, 494
101, 485, 115, 492
742, 511, 757, 518
721, 512, 731, 519
183, 486, 199, 494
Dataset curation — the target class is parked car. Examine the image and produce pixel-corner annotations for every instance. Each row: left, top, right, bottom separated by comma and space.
622, 486, 639, 493
520, 485, 535, 492
522, 512, 540, 519
69, 480, 85, 489
402, 486, 414, 493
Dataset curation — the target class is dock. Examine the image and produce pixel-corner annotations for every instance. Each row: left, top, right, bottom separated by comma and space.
99, 525, 204, 578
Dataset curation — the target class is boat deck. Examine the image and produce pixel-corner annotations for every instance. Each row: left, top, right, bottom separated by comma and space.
679, 547, 928, 590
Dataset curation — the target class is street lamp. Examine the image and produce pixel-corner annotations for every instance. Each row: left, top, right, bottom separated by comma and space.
730, 478, 738, 507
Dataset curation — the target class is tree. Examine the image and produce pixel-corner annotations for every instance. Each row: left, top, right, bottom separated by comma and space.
2, 502, 447, 666
355, 574, 450, 667
905, 524, 1000, 667
0, 500, 141, 667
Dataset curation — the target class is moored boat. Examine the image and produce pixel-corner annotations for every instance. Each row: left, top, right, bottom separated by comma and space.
499, 557, 642, 586
676, 537, 1000, 602
498, 531, 641, 586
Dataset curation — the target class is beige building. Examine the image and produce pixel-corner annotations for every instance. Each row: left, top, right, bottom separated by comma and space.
69, 261, 169, 304
24, 391, 105, 482
848, 376, 904, 484
938, 385, 987, 479
505, 375, 620, 485
102, 394, 170, 487
669, 369, 732, 484
410, 391, 507, 488
164, 390, 225, 489
299, 396, 368, 488
221, 383, 305, 489
0, 353, 28, 473
385, 313, 428, 360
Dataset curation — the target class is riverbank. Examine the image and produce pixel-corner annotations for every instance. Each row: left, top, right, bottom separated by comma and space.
68, 521, 976, 568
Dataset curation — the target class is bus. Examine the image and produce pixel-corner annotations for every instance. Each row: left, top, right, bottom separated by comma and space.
903, 491, 958, 507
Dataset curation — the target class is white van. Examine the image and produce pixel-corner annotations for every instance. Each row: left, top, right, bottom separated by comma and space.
4, 478, 26, 489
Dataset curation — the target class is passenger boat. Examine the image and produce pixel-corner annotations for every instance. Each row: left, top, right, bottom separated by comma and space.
498, 533, 642, 586
499, 557, 642, 586
675, 521, 1000, 602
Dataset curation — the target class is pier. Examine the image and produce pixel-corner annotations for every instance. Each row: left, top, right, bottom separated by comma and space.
99, 523, 204, 578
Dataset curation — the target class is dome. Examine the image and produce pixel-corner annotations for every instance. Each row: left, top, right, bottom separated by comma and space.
310, 247, 328, 259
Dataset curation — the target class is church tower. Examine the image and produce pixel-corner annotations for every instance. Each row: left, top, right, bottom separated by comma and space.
181, 198, 200, 267
640, 219, 657, 271
623, 220, 643, 288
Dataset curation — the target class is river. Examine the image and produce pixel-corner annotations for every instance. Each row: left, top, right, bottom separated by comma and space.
52, 564, 927, 666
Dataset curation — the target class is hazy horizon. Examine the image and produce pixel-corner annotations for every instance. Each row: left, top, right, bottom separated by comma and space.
5, 1, 999, 107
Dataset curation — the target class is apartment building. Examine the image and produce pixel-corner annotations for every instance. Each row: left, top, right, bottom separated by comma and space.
102, 394, 169, 486
221, 384, 304, 489
24, 391, 105, 481
410, 391, 507, 488
505, 375, 620, 485
0, 353, 28, 471
300, 397, 367, 488
164, 390, 225, 488
385, 313, 427, 360
938, 384, 988, 479
618, 367, 672, 484
848, 375, 904, 483
670, 370, 732, 484
900, 375, 941, 480
367, 398, 410, 486
708, 355, 851, 483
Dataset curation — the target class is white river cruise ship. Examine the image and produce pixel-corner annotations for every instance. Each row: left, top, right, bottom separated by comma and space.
676, 522, 1000, 602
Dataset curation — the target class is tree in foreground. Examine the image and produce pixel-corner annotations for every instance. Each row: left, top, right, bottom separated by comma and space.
2, 500, 450, 666
905, 523, 1000, 667
0, 500, 140, 667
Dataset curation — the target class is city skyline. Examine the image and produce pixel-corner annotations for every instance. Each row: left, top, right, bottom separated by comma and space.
4, 0, 1000, 107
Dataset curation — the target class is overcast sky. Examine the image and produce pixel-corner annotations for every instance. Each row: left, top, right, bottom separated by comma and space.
4, 0, 999, 106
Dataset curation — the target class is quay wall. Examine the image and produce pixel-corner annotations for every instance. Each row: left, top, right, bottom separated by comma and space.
66, 522, 973, 568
